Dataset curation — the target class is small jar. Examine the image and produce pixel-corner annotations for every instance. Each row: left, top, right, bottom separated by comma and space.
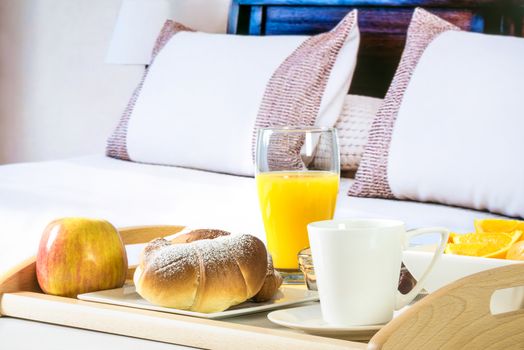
298, 248, 317, 291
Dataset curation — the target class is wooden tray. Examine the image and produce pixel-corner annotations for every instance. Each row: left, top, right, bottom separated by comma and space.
1, 225, 524, 349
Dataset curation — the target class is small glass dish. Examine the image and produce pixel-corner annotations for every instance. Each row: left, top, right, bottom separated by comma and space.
298, 248, 317, 291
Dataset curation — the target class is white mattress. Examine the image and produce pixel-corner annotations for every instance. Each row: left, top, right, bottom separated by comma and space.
0, 155, 501, 276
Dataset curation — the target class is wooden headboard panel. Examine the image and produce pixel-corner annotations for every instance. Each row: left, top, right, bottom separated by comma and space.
228, 0, 524, 97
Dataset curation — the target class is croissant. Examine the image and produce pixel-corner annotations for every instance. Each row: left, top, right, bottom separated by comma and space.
134, 233, 268, 313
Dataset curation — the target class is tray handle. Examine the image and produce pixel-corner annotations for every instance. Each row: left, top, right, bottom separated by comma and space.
118, 225, 185, 245
368, 263, 524, 349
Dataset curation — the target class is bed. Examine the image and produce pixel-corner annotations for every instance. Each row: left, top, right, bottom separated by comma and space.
1, 0, 523, 348
0, 154, 501, 277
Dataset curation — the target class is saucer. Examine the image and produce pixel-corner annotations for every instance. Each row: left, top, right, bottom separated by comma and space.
268, 304, 392, 339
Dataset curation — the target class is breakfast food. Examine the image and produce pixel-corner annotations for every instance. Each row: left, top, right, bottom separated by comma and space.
36, 218, 128, 297
506, 241, 524, 261
445, 218, 524, 259
474, 218, 524, 237
170, 228, 283, 303
134, 232, 271, 313
252, 255, 283, 302
446, 231, 522, 259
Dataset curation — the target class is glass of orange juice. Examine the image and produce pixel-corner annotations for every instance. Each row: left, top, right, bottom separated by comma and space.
255, 127, 339, 283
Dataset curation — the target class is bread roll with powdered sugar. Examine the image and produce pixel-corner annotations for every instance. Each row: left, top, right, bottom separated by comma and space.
134, 233, 268, 313
169, 228, 283, 302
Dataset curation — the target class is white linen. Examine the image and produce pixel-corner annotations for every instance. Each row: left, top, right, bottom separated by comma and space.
0, 155, 503, 277
388, 31, 524, 218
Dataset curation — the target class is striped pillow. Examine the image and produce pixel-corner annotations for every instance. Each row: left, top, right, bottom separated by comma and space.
349, 8, 524, 219
107, 12, 359, 176
349, 8, 459, 197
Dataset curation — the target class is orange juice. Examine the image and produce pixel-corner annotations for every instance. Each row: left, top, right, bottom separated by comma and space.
256, 171, 339, 270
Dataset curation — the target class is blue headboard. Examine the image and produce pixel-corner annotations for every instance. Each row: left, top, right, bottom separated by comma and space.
228, 0, 524, 97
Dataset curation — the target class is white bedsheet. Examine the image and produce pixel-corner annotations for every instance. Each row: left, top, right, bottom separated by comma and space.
0, 155, 501, 276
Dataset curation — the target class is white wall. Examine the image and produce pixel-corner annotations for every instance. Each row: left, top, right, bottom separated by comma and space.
0, 0, 231, 164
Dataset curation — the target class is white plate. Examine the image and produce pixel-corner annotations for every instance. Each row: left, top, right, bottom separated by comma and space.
403, 249, 521, 292
403, 249, 524, 314
267, 304, 404, 339
78, 285, 318, 319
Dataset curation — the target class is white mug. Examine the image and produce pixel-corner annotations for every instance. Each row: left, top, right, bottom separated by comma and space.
307, 218, 449, 326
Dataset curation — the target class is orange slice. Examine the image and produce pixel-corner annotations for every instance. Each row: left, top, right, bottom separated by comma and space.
451, 231, 522, 244
474, 219, 524, 238
445, 243, 497, 257
445, 231, 522, 259
506, 240, 524, 261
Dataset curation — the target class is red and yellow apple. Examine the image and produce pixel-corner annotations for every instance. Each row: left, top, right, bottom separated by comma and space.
36, 218, 128, 297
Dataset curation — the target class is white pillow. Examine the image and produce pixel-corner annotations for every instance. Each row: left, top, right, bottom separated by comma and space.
350, 9, 524, 218
337, 94, 382, 171
312, 94, 382, 173
388, 30, 524, 218
107, 12, 360, 176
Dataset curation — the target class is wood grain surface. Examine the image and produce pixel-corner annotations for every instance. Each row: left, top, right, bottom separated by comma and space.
0, 256, 40, 295
0, 292, 367, 350
118, 225, 185, 245
368, 263, 524, 349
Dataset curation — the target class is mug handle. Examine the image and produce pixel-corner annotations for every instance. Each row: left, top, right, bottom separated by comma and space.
395, 227, 449, 309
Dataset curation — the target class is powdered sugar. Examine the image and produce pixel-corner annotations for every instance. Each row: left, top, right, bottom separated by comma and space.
150, 243, 200, 280
144, 234, 261, 280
